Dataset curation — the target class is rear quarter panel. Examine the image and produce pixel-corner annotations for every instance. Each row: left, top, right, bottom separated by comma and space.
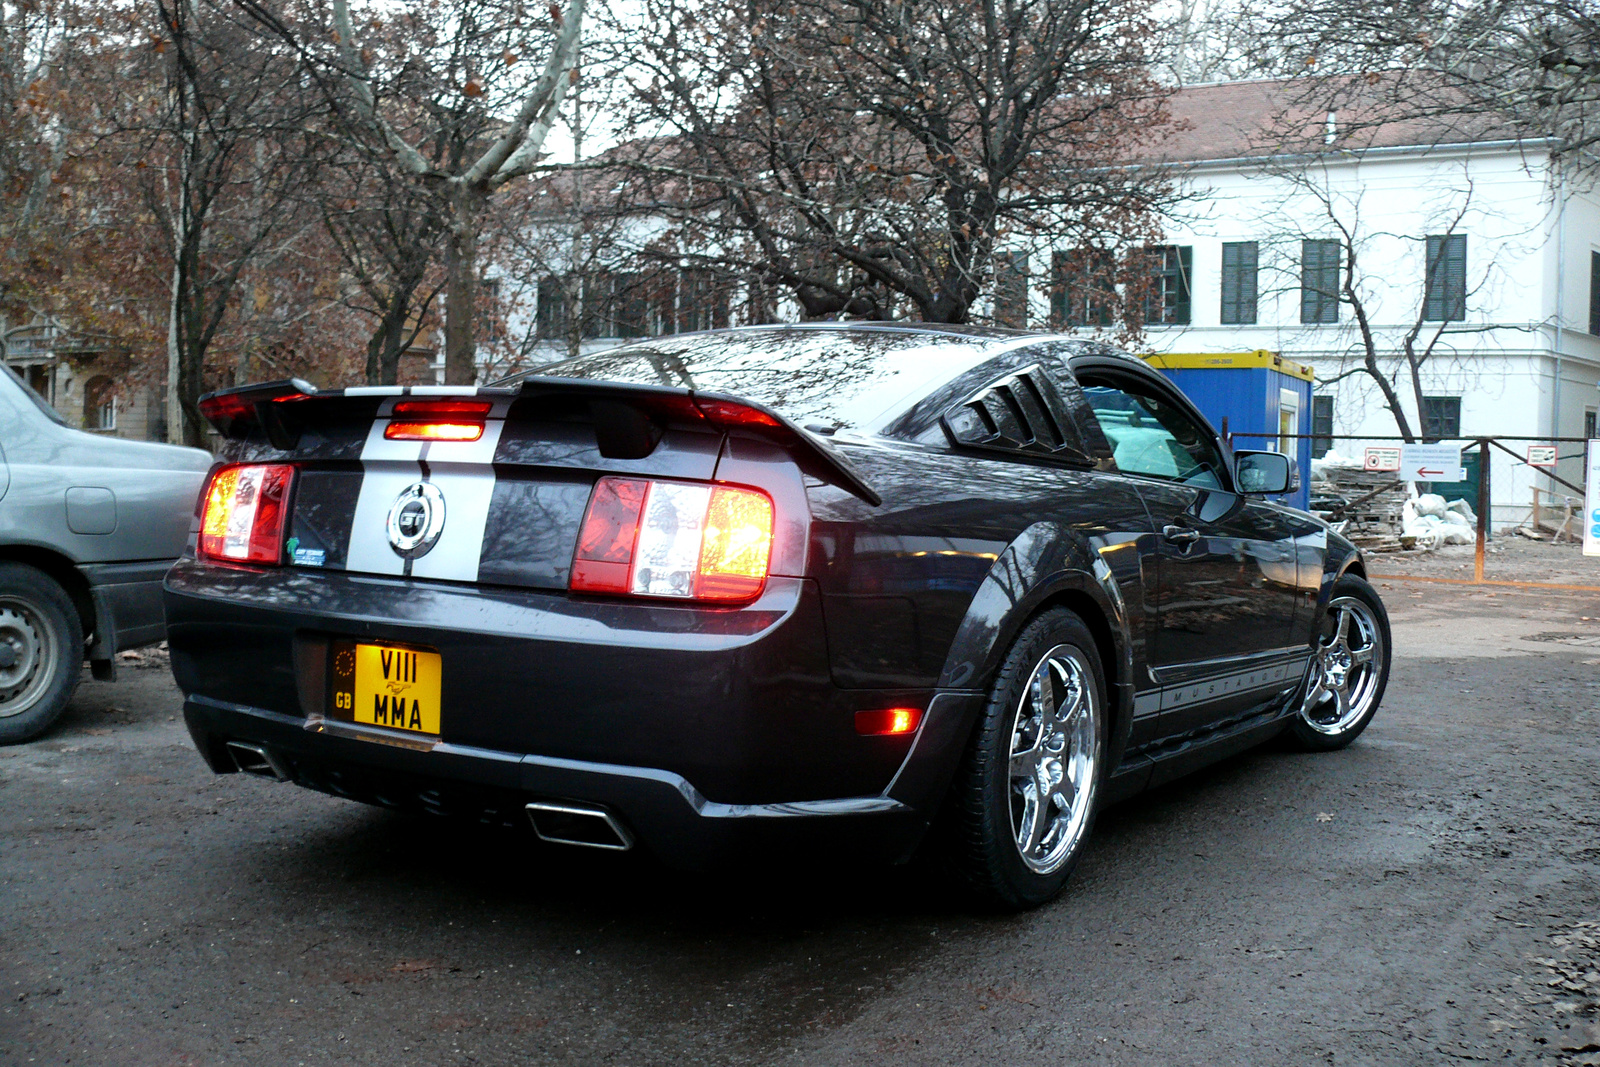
806, 436, 1151, 697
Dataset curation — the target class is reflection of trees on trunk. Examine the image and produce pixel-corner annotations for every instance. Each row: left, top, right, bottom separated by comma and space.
520, 329, 1003, 429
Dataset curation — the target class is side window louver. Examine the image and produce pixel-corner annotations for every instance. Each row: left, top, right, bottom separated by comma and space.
941, 365, 1090, 463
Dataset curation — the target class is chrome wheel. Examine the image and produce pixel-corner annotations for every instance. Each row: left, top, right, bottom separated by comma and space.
1008, 644, 1099, 874
1300, 595, 1385, 735
0, 597, 59, 719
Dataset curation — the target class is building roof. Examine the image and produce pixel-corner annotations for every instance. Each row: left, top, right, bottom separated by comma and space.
1153, 76, 1521, 164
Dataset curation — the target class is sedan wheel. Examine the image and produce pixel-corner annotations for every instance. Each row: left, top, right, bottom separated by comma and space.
0, 563, 83, 745
941, 607, 1106, 910
1286, 575, 1391, 751
1008, 645, 1098, 875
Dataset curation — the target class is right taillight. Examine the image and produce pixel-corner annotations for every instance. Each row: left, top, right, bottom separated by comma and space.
199, 464, 295, 564
571, 476, 773, 601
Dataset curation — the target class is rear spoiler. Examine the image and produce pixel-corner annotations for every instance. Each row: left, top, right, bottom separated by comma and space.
198, 377, 881, 507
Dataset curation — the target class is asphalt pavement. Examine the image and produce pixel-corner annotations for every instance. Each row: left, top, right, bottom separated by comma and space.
4, 582, 1600, 1065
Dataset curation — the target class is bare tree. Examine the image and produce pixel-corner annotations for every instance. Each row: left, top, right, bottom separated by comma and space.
1257, 162, 1517, 442
1249, 0, 1600, 183
597, 0, 1180, 326
242, 0, 585, 384
316, 155, 447, 385
138, 0, 329, 444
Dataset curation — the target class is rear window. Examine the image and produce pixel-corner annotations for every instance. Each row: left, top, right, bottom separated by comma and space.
506, 329, 1000, 433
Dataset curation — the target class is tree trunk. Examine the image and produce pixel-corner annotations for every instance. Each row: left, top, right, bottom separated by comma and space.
443, 186, 484, 386
164, 256, 184, 444
366, 284, 417, 385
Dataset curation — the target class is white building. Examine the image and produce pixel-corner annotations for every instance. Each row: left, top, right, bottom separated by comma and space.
495, 79, 1600, 528
1078, 79, 1600, 527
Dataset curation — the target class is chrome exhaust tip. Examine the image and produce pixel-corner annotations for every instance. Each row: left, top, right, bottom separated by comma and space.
225, 741, 290, 782
525, 801, 634, 851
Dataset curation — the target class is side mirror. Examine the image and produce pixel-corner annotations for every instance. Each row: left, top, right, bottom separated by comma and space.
1234, 450, 1294, 495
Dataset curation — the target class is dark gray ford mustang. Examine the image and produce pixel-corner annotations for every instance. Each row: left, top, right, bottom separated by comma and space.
166, 324, 1390, 908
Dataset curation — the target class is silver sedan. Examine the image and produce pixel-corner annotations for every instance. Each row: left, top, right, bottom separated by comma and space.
0, 365, 211, 742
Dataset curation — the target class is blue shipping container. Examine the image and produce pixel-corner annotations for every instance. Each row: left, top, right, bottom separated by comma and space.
1141, 351, 1314, 510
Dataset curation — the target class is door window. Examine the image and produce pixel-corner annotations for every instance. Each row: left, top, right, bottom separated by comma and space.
1079, 376, 1227, 489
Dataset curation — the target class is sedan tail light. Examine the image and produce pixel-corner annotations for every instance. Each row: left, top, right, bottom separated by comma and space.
199, 464, 295, 564
571, 476, 773, 601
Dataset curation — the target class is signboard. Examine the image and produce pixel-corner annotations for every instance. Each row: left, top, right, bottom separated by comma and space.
1528, 444, 1558, 468
1585, 441, 1600, 557
1399, 442, 1466, 482
1364, 446, 1401, 472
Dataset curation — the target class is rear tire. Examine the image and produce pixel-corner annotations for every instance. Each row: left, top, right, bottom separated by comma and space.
940, 608, 1107, 910
0, 563, 83, 745
1285, 574, 1391, 751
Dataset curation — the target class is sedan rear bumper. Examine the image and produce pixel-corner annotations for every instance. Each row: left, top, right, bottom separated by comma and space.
181, 691, 982, 866
166, 558, 986, 865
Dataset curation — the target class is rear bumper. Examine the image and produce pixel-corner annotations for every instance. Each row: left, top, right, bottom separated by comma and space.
165, 558, 986, 864
181, 693, 985, 866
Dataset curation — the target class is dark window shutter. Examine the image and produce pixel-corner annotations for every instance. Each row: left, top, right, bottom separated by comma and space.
993, 252, 1029, 328
1311, 394, 1334, 457
1050, 251, 1069, 330
1424, 234, 1467, 321
1221, 242, 1258, 325
1590, 252, 1600, 336
1301, 240, 1340, 324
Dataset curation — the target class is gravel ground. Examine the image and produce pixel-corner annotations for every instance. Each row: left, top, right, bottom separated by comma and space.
1363, 536, 1600, 586
3, 585, 1600, 1065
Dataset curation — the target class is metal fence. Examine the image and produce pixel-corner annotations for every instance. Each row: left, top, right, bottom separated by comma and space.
1228, 431, 1600, 593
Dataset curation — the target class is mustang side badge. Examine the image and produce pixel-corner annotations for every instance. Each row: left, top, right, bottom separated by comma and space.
386, 482, 446, 559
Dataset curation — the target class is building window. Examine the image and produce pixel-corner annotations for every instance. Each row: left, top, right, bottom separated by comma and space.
1220, 241, 1258, 325
678, 270, 731, 333
1301, 239, 1340, 324
1144, 245, 1192, 326
1311, 394, 1334, 458
1421, 395, 1461, 440
536, 276, 568, 339
1585, 408, 1597, 439
1050, 250, 1115, 329
84, 376, 116, 431
1423, 234, 1466, 321
992, 252, 1029, 328
1590, 252, 1600, 336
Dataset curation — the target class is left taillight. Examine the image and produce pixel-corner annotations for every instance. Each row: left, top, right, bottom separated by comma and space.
199, 464, 295, 564
571, 476, 774, 602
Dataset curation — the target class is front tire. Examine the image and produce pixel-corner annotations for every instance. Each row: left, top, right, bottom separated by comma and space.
942, 608, 1107, 910
0, 563, 84, 745
1285, 574, 1391, 751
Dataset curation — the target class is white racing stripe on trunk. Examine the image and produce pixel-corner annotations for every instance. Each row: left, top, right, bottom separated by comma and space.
407, 460, 498, 582
344, 399, 508, 581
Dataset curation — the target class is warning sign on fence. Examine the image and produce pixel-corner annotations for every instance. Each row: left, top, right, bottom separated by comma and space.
1528, 444, 1558, 468
1364, 447, 1401, 472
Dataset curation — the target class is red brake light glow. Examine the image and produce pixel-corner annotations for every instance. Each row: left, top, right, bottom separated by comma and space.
571, 477, 649, 594
694, 398, 782, 428
199, 464, 294, 564
570, 477, 773, 601
855, 708, 923, 736
384, 399, 492, 441
385, 421, 484, 441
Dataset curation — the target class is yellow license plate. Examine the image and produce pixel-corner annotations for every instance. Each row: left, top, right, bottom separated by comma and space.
329, 641, 442, 735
